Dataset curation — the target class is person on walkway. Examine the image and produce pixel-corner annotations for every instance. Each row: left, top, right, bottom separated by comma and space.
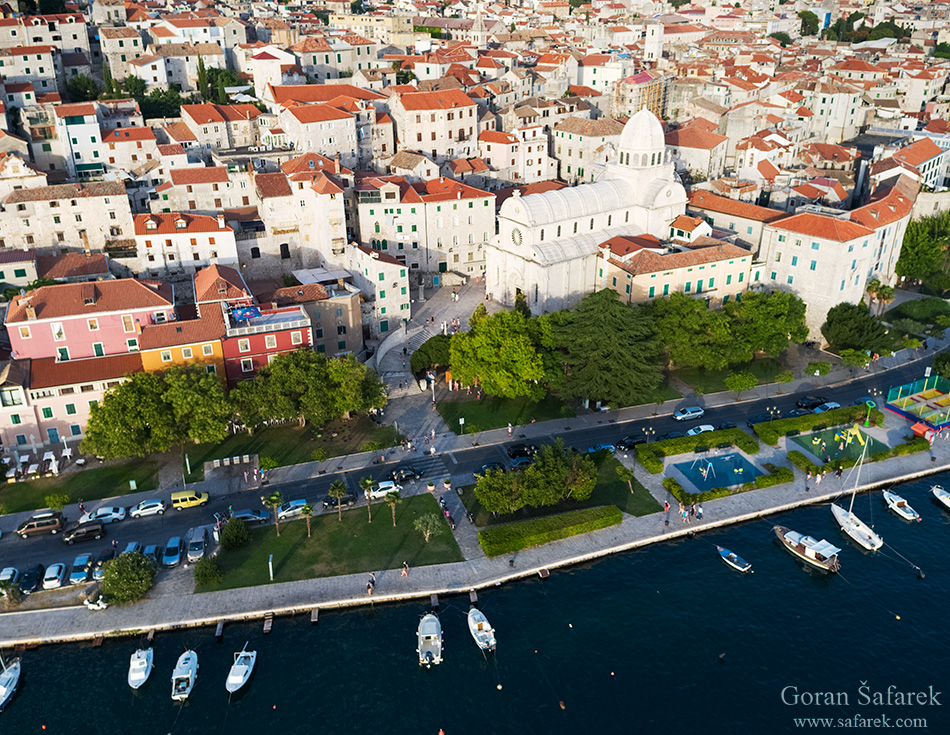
507, 423, 512, 437
402, 561, 409, 577
431, 429, 436, 441
697, 504, 703, 520
367, 581, 374, 596
664, 500, 670, 514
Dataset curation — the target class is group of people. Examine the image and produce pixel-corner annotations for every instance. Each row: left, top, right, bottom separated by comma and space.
663, 500, 703, 525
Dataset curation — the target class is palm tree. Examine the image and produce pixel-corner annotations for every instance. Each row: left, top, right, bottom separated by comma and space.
385, 490, 402, 527
328, 480, 348, 522
264, 491, 284, 537
301, 502, 314, 538
876, 285, 895, 316
866, 278, 881, 312
360, 476, 374, 523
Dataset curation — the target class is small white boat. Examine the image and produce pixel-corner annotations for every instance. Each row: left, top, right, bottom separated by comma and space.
774, 525, 841, 572
883, 490, 921, 522
170, 650, 198, 701
716, 545, 752, 573
225, 643, 257, 694
932, 485, 950, 511
0, 655, 20, 712
128, 648, 154, 689
831, 503, 883, 551
416, 613, 443, 668
467, 608, 496, 652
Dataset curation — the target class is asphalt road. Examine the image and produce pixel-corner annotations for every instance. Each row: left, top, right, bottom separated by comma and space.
0, 357, 927, 579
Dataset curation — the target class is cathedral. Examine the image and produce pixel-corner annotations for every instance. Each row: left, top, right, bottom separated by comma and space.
486, 108, 688, 313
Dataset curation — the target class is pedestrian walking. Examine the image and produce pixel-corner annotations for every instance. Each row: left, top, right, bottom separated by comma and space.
689, 503, 695, 517
367, 581, 374, 596
816, 472, 822, 487
507, 423, 512, 437
697, 504, 703, 520
664, 501, 670, 514
112, 539, 118, 550
402, 561, 409, 577
431, 429, 435, 440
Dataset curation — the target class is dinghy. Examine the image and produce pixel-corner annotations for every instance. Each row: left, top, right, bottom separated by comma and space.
416, 613, 443, 668
0, 654, 20, 712
171, 650, 198, 701
128, 648, 153, 689
883, 490, 921, 522
467, 608, 496, 652
716, 545, 752, 573
225, 643, 257, 694
932, 485, 950, 511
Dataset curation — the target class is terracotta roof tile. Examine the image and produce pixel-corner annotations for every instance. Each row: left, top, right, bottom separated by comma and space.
169, 167, 229, 186
29, 353, 143, 390
770, 212, 874, 242
138, 302, 226, 349
8, 279, 173, 323
688, 190, 786, 223
194, 264, 250, 304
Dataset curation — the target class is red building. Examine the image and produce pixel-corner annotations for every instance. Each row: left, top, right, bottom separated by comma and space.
219, 303, 312, 387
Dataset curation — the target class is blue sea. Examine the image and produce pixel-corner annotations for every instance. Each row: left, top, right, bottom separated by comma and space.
5, 475, 950, 734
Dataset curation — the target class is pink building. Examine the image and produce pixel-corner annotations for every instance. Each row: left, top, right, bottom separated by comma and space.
6, 279, 175, 362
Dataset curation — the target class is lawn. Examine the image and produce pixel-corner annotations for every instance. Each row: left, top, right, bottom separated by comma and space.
673, 357, 783, 395
184, 416, 400, 482
197, 494, 463, 592
885, 297, 950, 326
458, 454, 660, 527
0, 461, 158, 515
791, 427, 889, 463
437, 395, 573, 434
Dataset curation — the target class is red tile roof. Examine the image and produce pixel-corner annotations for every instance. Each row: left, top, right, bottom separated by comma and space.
169, 167, 229, 186
138, 302, 226, 349
194, 264, 250, 304
665, 125, 728, 150
134, 212, 230, 236
688, 190, 786, 223
30, 353, 143, 390
770, 212, 874, 242
36, 253, 109, 280
8, 279, 173, 323
397, 88, 475, 110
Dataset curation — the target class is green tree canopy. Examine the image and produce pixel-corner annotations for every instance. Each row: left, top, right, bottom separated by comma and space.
66, 74, 100, 102
162, 364, 231, 444
726, 290, 808, 357
82, 372, 177, 458
896, 213, 950, 281
654, 292, 742, 370
554, 289, 662, 407
724, 370, 758, 398
410, 334, 452, 373
821, 302, 889, 353
101, 551, 156, 604
799, 10, 820, 36
769, 31, 791, 47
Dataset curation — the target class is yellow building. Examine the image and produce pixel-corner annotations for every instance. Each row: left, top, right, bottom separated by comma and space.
138, 303, 226, 379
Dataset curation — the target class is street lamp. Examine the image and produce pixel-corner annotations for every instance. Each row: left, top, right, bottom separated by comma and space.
644, 427, 656, 443
866, 388, 882, 426
767, 405, 781, 423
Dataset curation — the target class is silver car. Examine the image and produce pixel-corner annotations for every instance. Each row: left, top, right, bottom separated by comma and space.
129, 498, 166, 518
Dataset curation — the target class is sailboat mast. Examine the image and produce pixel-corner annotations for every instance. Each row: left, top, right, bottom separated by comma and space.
848, 438, 869, 516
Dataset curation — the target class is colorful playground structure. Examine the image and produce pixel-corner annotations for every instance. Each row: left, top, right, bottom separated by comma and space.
811, 424, 865, 448
886, 375, 950, 430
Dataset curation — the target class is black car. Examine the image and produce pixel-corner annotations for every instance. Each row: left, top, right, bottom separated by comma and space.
62, 520, 105, 545
661, 431, 684, 441
850, 397, 876, 407
92, 547, 116, 580
746, 413, 773, 428
323, 493, 357, 510
18, 564, 45, 595
716, 422, 736, 431
787, 408, 812, 418
509, 455, 534, 469
617, 434, 646, 450
506, 443, 539, 459
390, 464, 421, 482
795, 395, 828, 410
475, 462, 505, 476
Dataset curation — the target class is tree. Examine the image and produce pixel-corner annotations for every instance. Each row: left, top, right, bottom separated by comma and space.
806, 361, 832, 377
122, 75, 147, 100
385, 490, 402, 527
514, 291, 531, 318
896, 213, 950, 281
360, 476, 374, 523
555, 290, 663, 407
936, 42, 950, 59
82, 372, 177, 459
413, 513, 445, 543
875, 285, 895, 316
775, 370, 794, 394
328, 480, 348, 521
163, 365, 230, 445
263, 491, 284, 536
474, 469, 521, 515
840, 349, 869, 370
216, 75, 228, 105
724, 371, 758, 400
102, 63, 116, 98
410, 334, 452, 373
219, 518, 251, 551
66, 74, 100, 102
197, 56, 208, 100
654, 292, 744, 370
301, 502, 314, 538
821, 302, 889, 353
934, 352, 950, 380
450, 310, 547, 399
522, 438, 597, 506
615, 464, 634, 494
865, 278, 881, 312
44, 493, 70, 513
670, 0, 689, 7
727, 290, 808, 357
799, 10, 820, 36
101, 551, 156, 604
193, 557, 223, 586
769, 32, 791, 46
39, 0, 66, 12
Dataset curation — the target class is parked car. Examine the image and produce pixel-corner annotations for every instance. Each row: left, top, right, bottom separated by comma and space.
661, 431, 685, 441
122, 542, 142, 556
617, 434, 646, 450
42, 563, 67, 590
506, 443, 539, 459
143, 545, 161, 566
231, 509, 268, 525
366, 480, 402, 500
851, 397, 877, 408
162, 537, 183, 568
323, 493, 357, 510
746, 414, 772, 428
475, 462, 505, 477
509, 455, 534, 468
686, 424, 715, 436
787, 408, 812, 418
62, 521, 105, 545
716, 422, 736, 431
795, 395, 828, 410
813, 401, 841, 413
390, 464, 421, 482
185, 527, 208, 563
16, 511, 64, 539
18, 564, 45, 595
92, 548, 116, 581
68, 554, 93, 585
78, 506, 126, 524
129, 498, 166, 518
171, 491, 209, 511
587, 443, 616, 453
673, 406, 705, 421
0, 567, 19, 594
276, 499, 309, 521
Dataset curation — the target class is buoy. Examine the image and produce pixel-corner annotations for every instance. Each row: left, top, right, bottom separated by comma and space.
497, 684, 503, 690
273, 705, 277, 709
559, 701, 566, 710
610, 672, 615, 676
568, 623, 572, 628
896, 615, 901, 620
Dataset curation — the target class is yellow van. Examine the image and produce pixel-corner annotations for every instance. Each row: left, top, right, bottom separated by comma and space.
171, 491, 210, 511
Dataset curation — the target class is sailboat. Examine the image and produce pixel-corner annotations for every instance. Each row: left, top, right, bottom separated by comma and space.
225, 643, 257, 694
467, 607, 496, 652
0, 653, 20, 712
170, 650, 198, 702
831, 441, 883, 551
128, 647, 154, 689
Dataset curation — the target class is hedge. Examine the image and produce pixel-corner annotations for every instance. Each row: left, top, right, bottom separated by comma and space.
787, 450, 819, 475
754, 465, 794, 488
753, 406, 885, 445
662, 476, 734, 505
636, 428, 759, 474
477, 506, 623, 557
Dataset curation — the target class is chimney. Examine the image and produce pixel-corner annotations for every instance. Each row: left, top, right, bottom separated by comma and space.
337, 278, 345, 290
25, 305, 36, 320
217, 214, 226, 229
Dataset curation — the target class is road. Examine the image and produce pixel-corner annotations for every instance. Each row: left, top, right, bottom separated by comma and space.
0, 357, 924, 580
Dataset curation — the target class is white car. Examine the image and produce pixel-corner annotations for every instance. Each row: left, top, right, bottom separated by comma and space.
366, 480, 402, 500
673, 406, 705, 421
686, 424, 715, 436
276, 499, 309, 521
79, 506, 126, 524
813, 401, 841, 413
0, 567, 19, 595
42, 563, 67, 590
129, 498, 166, 518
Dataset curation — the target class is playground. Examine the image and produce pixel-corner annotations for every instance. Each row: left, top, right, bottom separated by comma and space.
886, 375, 950, 430
790, 424, 888, 463
673, 453, 763, 493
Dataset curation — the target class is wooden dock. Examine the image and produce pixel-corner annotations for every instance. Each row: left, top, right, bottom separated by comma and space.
262, 613, 274, 634
430, 593, 439, 611
469, 589, 478, 606
310, 608, 319, 625
215, 621, 224, 640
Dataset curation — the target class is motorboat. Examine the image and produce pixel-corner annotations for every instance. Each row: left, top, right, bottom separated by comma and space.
883, 490, 921, 522
416, 613, 443, 668
170, 650, 198, 701
0, 654, 20, 712
774, 525, 841, 572
128, 648, 154, 689
225, 643, 257, 694
716, 545, 752, 573
467, 607, 496, 652
831, 503, 883, 551
932, 485, 950, 511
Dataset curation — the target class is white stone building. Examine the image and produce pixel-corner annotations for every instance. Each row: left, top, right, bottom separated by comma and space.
133, 212, 239, 275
